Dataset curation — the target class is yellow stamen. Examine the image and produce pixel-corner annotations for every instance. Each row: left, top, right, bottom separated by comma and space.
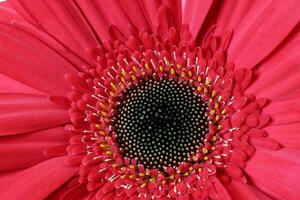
211, 90, 216, 98
109, 91, 115, 97
170, 68, 175, 75
121, 167, 126, 171
129, 175, 135, 180
129, 165, 135, 169
192, 156, 198, 161
221, 109, 226, 115
212, 136, 217, 142
159, 66, 164, 72
121, 175, 127, 179
131, 74, 137, 81
99, 130, 106, 136
139, 173, 145, 177
101, 111, 108, 117
120, 77, 126, 83
112, 163, 118, 168
150, 177, 155, 182
121, 69, 127, 77
100, 103, 108, 109
205, 78, 211, 85
197, 85, 202, 91
132, 66, 139, 73
110, 82, 118, 91
100, 144, 110, 149
120, 83, 125, 90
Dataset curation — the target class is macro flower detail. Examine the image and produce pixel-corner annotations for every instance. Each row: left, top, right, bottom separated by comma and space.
65, 23, 274, 199
0, 0, 300, 200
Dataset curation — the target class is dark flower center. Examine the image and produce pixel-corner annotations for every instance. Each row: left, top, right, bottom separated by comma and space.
113, 79, 208, 170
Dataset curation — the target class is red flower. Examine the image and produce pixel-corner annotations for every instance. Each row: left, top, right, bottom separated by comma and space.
0, 0, 300, 199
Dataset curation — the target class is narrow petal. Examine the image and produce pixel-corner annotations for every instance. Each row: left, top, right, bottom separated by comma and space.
74, 0, 181, 40
0, 127, 68, 171
183, 0, 214, 37
0, 5, 92, 70
0, 18, 78, 96
264, 123, 300, 150
246, 53, 300, 100
70, 1, 110, 40
118, 0, 152, 30
64, 0, 142, 41
263, 98, 300, 125
0, 73, 43, 95
0, 157, 78, 200
214, 0, 255, 35
0, 94, 69, 135
213, 178, 231, 200
7, 0, 99, 65
46, 183, 94, 200
245, 148, 300, 199
246, 52, 300, 101
252, 23, 300, 76
228, 0, 300, 69
225, 180, 272, 200
0, 1, 10, 7
0, 2, 23, 21
160, 0, 182, 30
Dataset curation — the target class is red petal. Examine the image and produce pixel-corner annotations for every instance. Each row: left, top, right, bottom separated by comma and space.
0, 157, 77, 200
0, 14, 78, 96
228, 1, 300, 69
183, 0, 214, 37
265, 123, 300, 150
263, 98, 300, 125
213, 178, 231, 200
225, 180, 272, 200
47, 183, 94, 200
0, 73, 42, 95
8, 0, 97, 65
0, 126, 67, 171
245, 148, 300, 199
247, 54, 300, 100
0, 94, 69, 135
250, 137, 281, 150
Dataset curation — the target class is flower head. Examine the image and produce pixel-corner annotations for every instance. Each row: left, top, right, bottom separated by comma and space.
0, 0, 300, 199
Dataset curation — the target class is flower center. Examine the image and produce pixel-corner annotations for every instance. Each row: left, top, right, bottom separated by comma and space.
113, 79, 208, 170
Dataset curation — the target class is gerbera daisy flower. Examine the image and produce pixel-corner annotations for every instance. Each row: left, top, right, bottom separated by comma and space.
0, 0, 300, 199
